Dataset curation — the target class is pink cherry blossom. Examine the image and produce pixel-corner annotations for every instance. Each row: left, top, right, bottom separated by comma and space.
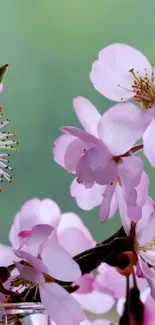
90, 43, 155, 103
134, 197, 155, 301
9, 198, 61, 249
94, 263, 148, 299
90, 43, 155, 166
53, 96, 150, 225
14, 232, 84, 325
95, 263, 155, 325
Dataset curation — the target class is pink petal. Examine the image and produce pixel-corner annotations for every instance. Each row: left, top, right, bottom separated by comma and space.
14, 249, 48, 273
93, 320, 113, 325
80, 320, 92, 325
58, 228, 95, 256
118, 156, 144, 188
73, 97, 101, 137
94, 264, 125, 298
135, 198, 155, 239
116, 298, 125, 317
0, 244, 18, 266
20, 224, 54, 256
95, 264, 148, 299
97, 103, 151, 155
75, 274, 94, 294
118, 182, 142, 228
53, 133, 77, 168
9, 198, 61, 249
61, 127, 101, 146
14, 261, 45, 283
56, 212, 95, 244
90, 43, 152, 101
64, 138, 91, 172
99, 183, 117, 222
117, 156, 145, 223
0, 83, 3, 93
76, 154, 95, 188
136, 171, 150, 207
116, 184, 131, 235
40, 282, 85, 325
140, 251, 155, 268
70, 178, 105, 210
143, 118, 155, 167
82, 146, 116, 185
143, 294, 155, 325
73, 290, 114, 314
138, 258, 155, 300
40, 238, 81, 281
136, 208, 155, 246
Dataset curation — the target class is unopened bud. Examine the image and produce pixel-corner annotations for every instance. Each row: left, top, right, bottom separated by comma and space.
130, 287, 144, 323
0, 64, 8, 83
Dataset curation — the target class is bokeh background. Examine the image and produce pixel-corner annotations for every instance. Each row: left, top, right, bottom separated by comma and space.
0, 0, 154, 244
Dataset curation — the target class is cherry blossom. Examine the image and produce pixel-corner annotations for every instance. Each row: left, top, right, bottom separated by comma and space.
9, 198, 114, 315
53, 96, 150, 225
90, 43, 155, 166
14, 226, 84, 325
134, 197, 155, 301
90, 43, 155, 105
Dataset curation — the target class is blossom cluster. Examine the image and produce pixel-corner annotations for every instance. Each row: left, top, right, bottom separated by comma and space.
1, 44, 155, 325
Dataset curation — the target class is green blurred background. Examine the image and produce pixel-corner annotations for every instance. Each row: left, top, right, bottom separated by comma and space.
0, 0, 154, 244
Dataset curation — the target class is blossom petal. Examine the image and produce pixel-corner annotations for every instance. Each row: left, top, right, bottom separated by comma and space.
94, 264, 125, 298
9, 198, 61, 249
136, 209, 155, 246
76, 154, 95, 188
64, 138, 90, 172
58, 228, 94, 256
95, 263, 148, 299
82, 146, 116, 185
53, 133, 77, 168
97, 103, 151, 155
116, 184, 131, 235
0, 244, 18, 266
93, 320, 113, 325
20, 224, 54, 256
143, 118, 155, 167
14, 261, 45, 283
40, 282, 85, 325
73, 290, 114, 314
73, 97, 101, 137
40, 238, 81, 281
61, 127, 101, 146
99, 183, 117, 222
75, 274, 94, 294
70, 178, 105, 210
14, 249, 48, 273
135, 197, 155, 238
90, 43, 152, 101
56, 212, 95, 244
118, 156, 144, 188
138, 258, 155, 300
136, 172, 150, 207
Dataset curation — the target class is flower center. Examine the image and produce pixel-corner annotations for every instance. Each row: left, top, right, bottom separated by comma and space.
134, 236, 155, 253
129, 68, 155, 107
